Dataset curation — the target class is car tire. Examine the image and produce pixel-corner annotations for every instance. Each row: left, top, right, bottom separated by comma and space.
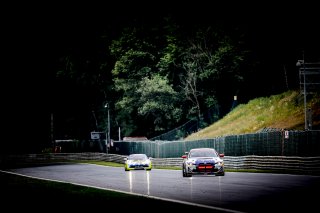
183, 165, 192, 177
216, 171, 225, 176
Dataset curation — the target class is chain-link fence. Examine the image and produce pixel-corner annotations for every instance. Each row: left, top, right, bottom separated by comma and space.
111, 130, 320, 158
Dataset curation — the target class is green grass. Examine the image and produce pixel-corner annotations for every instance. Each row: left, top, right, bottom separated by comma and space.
185, 90, 320, 140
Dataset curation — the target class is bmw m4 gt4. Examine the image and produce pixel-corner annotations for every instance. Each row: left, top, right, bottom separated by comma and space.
182, 148, 224, 177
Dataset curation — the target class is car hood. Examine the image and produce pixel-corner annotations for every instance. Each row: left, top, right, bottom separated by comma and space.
127, 159, 149, 163
188, 157, 222, 163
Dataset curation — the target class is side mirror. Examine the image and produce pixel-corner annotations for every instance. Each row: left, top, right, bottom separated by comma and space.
219, 154, 224, 158
181, 155, 187, 159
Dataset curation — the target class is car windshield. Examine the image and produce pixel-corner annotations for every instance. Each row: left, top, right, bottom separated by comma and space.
189, 149, 218, 158
128, 154, 147, 160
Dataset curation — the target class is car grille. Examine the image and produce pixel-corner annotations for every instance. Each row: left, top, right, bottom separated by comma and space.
129, 164, 149, 168
197, 163, 214, 172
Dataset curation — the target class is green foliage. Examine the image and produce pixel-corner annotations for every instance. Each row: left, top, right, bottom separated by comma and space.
53, 15, 255, 140
157, 35, 182, 75
110, 22, 184, 136
179, 27, 249, 120
136, 74, 182, 131
112, 50, 155, 78
205, 96, 218, 108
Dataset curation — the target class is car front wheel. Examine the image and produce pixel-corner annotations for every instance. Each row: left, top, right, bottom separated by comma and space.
182, 165, 186, 177
182, 165, 192, 177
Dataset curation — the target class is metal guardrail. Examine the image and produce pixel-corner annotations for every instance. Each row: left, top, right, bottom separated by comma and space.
1, 153, 319, 175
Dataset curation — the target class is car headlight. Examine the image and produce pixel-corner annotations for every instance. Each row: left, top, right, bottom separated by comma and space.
216, 161, 224, 166
186, 159, 195, 165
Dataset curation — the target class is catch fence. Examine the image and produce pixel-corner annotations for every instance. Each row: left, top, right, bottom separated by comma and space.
112, 130, 320, 158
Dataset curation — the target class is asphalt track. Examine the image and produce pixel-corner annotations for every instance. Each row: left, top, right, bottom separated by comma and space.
6, 163, 320, 213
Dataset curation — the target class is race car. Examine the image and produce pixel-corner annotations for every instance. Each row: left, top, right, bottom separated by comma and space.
182, 148, 225, 177
124, 154, 152, 171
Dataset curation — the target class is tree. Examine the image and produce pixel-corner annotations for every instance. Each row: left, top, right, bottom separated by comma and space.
136, 74, 182, 132
110, 26, 161, 136
179, 26, 248, 121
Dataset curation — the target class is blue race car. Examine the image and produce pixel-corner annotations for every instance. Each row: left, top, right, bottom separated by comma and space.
182, 148, 225, 177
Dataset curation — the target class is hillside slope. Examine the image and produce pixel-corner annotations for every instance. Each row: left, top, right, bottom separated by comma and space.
185, 90, 320, 141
